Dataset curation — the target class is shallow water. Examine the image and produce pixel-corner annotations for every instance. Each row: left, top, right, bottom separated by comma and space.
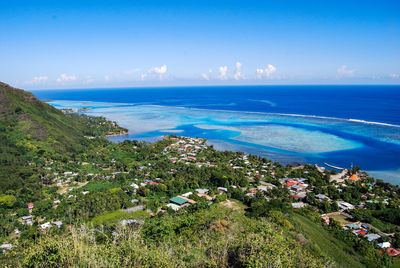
43, 99, 400, 185
32, 86, 400, 185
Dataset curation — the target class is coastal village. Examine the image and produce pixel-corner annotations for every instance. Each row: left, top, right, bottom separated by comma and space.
2, 134, 400, 263
0, 85, 399, 265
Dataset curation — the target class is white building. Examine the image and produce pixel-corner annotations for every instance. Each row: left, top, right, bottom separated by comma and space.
292, 202, 306, 208
378, 242, 391, 248
181, 192, 193, 197
21, 215, 33, 226
40, 222, 52, 230
195, 189, 209, 194
53, 221, 63, 228
1, 244, 12, 254
166, 203, 181, 211
364, 233, 381, 242
336, 201, 355, 210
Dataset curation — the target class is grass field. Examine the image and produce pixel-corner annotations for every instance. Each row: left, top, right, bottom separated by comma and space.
330, 213, 352, 226
81, 181, 122, 192
290, 214, 364, 268
91, 210, 150, 226
220, 199, 247, 211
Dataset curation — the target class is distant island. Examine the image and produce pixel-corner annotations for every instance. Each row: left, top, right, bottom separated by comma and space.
1, 82, 399, 267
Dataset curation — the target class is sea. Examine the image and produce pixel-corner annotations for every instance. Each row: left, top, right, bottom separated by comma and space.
31, 85, 400, 185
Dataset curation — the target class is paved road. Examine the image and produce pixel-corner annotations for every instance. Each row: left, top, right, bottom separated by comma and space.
121, 205, 145, 213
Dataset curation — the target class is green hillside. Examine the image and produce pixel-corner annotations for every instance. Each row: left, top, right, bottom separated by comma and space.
0, 82, 125, 190
290, 214, 364, 267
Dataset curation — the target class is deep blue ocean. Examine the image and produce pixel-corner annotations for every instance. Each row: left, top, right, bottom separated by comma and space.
32, 85, 400, 184
34, 85, 400, 125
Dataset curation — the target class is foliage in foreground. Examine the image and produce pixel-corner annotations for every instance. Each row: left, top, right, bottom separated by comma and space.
6, 206, 329, 267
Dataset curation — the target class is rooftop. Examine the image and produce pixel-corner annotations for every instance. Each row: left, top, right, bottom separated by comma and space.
169, 196, 188, 205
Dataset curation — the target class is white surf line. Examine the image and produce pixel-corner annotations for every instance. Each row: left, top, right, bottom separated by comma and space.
48, 100, 400, 129
140, 105, 400, 128
48, 100, 136, 107
247, 98, 277, 107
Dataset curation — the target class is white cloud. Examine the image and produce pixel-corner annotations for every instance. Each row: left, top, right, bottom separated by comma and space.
24, 76, 48, 85
219, 66, 228, 80
389, 73, 399, 79
151, 65, 167, 75
233, 62, 243, 80
201, 73, 210, 80
56, 73, 77, 83
33, 76, 48, 83
104, 75, 110, 82
141, 64, 167, 80
256, 64, 277, 79
337, 65, 356, 78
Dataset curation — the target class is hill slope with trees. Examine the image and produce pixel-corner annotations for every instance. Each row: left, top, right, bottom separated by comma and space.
0, 82, 126, 191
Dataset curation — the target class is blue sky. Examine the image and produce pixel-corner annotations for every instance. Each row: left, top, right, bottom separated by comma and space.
1, 0, 399, 89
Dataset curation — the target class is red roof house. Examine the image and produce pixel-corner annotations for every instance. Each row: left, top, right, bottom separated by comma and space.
348, 174, 360, 181
27, 203, 34, 209
356, 230, 367, 236
387, 248, 400, 257
284, 181, 296, 187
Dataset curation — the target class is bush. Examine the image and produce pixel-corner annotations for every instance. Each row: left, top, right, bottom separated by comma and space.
0, 194, 17, 208
215, 193, 227, 203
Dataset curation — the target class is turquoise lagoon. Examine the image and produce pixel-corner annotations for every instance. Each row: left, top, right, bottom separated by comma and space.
48, 100, 400, 185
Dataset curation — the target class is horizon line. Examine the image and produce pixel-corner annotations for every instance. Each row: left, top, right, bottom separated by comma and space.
28, 83, 400, 91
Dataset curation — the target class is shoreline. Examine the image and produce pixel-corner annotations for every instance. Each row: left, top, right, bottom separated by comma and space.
50, 100, 400, 185
105, 131, 129, 138
43, 99, 400, 128
106, 132, 400, 185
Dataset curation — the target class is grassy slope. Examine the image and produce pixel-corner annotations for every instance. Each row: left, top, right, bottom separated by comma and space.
291, 214, 364, 268
0, 82, 87, 153
16, 204, 328, 267
91, 210, 150, 226
0, 82, 89, 190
